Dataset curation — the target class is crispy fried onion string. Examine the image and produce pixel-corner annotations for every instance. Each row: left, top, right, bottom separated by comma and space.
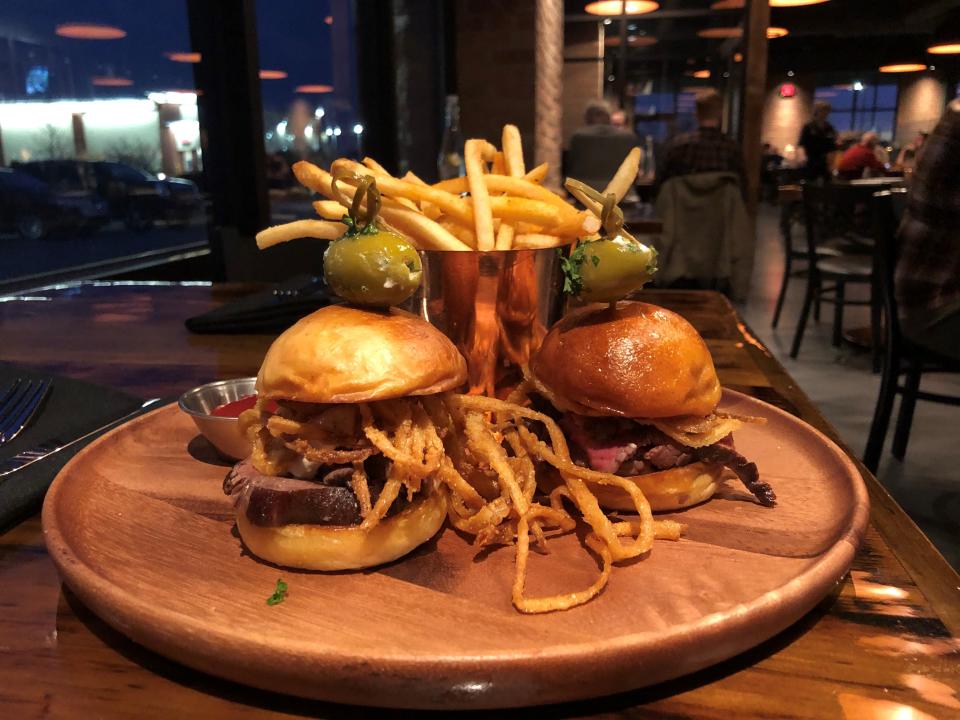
247, 390, 682, 613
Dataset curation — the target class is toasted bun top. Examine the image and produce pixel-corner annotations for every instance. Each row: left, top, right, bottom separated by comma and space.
530, 301, 721, 418
257, 305, 467, 403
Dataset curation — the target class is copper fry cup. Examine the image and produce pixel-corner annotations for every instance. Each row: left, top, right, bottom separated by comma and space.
402, 248, 567, 396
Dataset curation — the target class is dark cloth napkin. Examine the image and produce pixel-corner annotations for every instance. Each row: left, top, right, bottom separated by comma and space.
0, 362, 147, 532
185, 275, 337, 334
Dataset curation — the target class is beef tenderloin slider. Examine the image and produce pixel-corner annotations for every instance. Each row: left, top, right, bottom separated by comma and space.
225, 304, 467, 570
529, 301, 775, 511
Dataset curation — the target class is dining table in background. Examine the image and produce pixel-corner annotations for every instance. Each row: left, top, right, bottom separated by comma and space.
1, 281, 958, 719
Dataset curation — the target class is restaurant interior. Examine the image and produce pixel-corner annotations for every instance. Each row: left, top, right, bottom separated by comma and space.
1, 0, 959, 717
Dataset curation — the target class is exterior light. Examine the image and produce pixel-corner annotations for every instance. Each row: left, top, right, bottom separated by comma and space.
91, 76, 133, 86
353, 123, 364, 134
259, 69, 287, 80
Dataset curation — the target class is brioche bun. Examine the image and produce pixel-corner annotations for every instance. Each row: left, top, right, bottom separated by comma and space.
530, 301, 720, 419
256, 304, 467, 403
235, 489, 447, 571
540, 462, 726, 512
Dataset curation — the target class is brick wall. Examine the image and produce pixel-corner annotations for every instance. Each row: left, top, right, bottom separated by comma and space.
761, 77, 813, 159
455, 0, 536, 161
895, 76, 947, 146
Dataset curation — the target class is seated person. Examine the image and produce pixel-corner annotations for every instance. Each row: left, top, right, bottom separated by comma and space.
837, 131, 886, 179
567, 100, 640, 193
895, 131, 928, 173
654, 89, 744, 199
896, 100, 960, 359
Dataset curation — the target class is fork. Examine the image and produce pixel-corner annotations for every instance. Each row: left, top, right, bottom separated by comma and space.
0, 378, 52, 446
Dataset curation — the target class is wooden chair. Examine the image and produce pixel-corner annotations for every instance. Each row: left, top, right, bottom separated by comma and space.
789, 182, 878, 359
771, 184, 843, 328
863, 190, 960, 473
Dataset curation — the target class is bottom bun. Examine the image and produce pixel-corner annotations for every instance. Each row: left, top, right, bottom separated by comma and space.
542, 462, 728, 512
236, 490, 447, 571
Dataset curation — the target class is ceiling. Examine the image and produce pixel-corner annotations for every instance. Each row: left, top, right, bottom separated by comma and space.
564, 0, 958, 78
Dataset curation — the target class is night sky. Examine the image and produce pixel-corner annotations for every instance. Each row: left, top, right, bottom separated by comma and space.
2, 0, 335, 111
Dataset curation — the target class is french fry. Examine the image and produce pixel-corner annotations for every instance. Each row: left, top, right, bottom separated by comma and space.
313, 199, 348, 220
553, 210, 602, 237
292, 160, 335, 197
380, 206, 473, 251
502, 124, 525, 177
465, 139, 497, 251
255, 219, 346, 249
402, 171, 443, 220
491, 151, 506, 175
434, 175, 575, 216
333, 158, 474, 226
603, 146, 642, 201
485, 196, 561, 227
524, 163, 548, 184
315, 193, 472, 252
495, 223, 515, 251
514, 233, 570, 250
438, 218, 477, 248
361, 156, 392, 176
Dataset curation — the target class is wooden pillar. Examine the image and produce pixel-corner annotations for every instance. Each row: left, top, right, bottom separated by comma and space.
740, 0, 769, 217
535, 0, 564, 191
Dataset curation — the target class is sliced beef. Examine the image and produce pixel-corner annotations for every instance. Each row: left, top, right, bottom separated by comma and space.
693, 444, 776, 507
244, 475, 365, 526
559, 411, 775, 506
224, 455, 405, 527
643, 444, 694, 470
560, 414, 663, 473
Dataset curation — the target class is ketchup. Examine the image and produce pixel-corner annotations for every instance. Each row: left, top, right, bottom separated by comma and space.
211, 395, 277, 417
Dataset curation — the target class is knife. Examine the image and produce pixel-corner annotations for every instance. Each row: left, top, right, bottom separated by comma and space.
0, 398, 166, 480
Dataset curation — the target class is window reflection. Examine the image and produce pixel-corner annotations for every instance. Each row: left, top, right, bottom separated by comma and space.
0, 1, 206, 286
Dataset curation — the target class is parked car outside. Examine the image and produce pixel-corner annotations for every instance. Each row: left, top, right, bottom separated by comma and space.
13, 160, 202, 231
0, 167, 109, 240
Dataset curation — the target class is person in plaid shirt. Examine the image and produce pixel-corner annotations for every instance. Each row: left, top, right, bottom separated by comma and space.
654, 89, 745, 199
895, 98, 960, 358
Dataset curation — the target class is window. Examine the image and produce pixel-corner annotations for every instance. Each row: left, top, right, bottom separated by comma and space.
815, 83, 898, 141
255, 0, 360, 220
0, 1, 208, 288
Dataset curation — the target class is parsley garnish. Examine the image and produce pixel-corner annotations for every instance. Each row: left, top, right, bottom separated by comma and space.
266, 578, 288, 606
558, 245, 587, 295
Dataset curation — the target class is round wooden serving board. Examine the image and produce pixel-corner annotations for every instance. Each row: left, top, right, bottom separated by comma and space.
42, 390, 869, 709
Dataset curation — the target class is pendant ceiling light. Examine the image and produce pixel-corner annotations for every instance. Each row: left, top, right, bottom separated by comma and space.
585, 1, 659, 16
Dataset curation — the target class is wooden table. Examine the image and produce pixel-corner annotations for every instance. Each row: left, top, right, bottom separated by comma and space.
2, 282, 958, 719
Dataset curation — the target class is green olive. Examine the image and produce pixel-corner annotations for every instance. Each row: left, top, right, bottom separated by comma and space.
323, 230, 422, 306
576, 237, 657, 303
